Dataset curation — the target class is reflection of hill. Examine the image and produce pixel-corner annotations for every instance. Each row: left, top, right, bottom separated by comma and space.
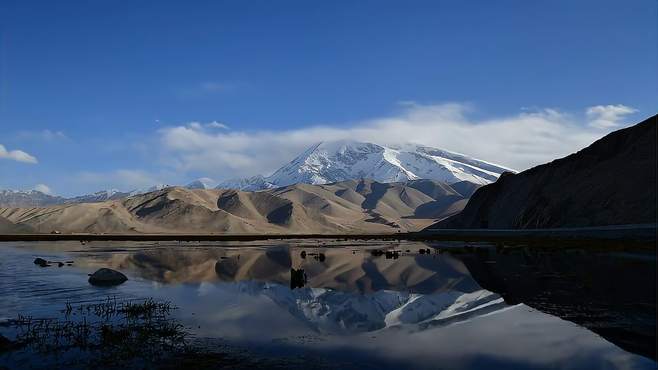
453, 248, 657, 360
214, 246, 483, 295
71, 244, 508, 335
85, 245, 482, 295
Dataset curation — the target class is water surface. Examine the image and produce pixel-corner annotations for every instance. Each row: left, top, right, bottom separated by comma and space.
0, 240, 655, 369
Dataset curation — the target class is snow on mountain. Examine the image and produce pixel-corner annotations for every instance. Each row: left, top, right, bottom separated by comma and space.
67, 189, 129, 203
0, 189, 65, 207
185, 177, 217, 189
0, 184, 173, 207
128, 184, 170, 196
218, 140, 514, 191
2, 141, 511, 204
216, 175, 276, 191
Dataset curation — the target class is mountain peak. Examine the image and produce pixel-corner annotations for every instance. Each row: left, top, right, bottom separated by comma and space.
217, 140, 513, 191
186, 177, 217, 189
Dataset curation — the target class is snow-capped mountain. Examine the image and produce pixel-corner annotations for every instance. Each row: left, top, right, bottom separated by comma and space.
218, 140, 513, 191
0, 189, 65, 207
0, 185, 172, 207
128, 184, 170, 196
185, 177, 217, 190
67, 189, 129, 203
216, 175, 276, 191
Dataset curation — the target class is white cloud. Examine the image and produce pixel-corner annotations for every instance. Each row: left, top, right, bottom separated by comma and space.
157, 103, 630, 180
0, 144, 38, 163
33, 184, 53, 195
185, 121, 230, 131
586, 104, 637, 129
206, 121, 229, 129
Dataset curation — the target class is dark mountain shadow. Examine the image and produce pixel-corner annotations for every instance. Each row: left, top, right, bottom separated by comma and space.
450, 245, 657, 360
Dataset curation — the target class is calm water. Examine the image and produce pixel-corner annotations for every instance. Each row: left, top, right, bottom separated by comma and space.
0, 240, 655, 369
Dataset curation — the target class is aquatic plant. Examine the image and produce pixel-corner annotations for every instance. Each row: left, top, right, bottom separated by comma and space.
3, 298, 190, 369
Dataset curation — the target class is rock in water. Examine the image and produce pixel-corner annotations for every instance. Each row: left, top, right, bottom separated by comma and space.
88, 268, 128, 286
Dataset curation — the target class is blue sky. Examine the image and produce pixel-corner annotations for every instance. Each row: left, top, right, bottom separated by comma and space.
1, 0, 656, 196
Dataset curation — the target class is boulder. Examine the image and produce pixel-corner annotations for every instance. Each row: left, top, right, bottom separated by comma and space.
88, 268, 128, 286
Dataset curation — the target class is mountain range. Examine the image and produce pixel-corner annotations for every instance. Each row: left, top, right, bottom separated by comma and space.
73, 244, 505, 334
0, 178, 479, 234
0, 140, 505, 207
3, 113, 654, 235
0, 185, 170, 208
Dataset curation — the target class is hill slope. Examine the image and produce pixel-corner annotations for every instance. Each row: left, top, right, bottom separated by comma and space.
0, 216, 33, 233
430, 115, 657, 229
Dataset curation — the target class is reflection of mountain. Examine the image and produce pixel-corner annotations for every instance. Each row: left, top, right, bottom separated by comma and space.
74, 245, 507, 335
453, 248, 657, 360
214, 246, 484, 294
219, 281, 504, 335
90, 244, 481, 294
65, 242, 656, 360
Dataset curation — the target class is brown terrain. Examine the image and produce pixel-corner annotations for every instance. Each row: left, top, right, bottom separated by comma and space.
430, 114, 657, 229
0, 179, 477, 234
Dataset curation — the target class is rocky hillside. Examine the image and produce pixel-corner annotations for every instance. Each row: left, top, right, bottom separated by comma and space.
430, 115, 657, 229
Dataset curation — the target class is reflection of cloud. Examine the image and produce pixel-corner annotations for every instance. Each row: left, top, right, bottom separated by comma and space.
586, 104, 637, 129
157, 103, 627, 180
0, 144, 38, 163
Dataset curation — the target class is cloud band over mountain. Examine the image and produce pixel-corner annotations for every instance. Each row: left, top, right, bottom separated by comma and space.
157, 103, 636, 181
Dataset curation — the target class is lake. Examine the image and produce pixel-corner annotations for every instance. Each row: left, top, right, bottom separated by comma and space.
0, 240, 655, 369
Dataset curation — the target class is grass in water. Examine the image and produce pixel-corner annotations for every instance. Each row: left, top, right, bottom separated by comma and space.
3, 298, 190, 369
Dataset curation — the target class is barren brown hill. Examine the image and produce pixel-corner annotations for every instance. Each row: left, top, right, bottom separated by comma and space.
0, 179, 474, 234
430, 115, 657, 229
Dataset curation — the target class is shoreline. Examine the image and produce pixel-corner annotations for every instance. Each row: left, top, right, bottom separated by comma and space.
0, 224, 655, 244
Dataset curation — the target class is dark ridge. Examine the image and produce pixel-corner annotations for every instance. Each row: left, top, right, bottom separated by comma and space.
429, 115, 657, 229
